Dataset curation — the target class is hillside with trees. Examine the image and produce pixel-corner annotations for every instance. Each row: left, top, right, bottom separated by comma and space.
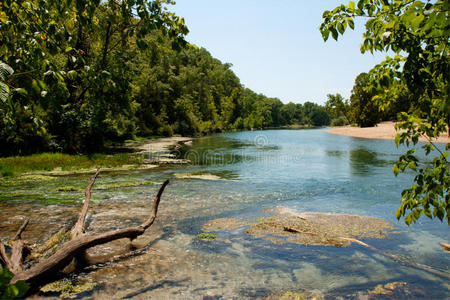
0, 0, 332, 156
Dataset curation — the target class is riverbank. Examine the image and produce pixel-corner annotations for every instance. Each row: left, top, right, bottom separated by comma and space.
0, 136, 192, 177
327, 121, 450, 144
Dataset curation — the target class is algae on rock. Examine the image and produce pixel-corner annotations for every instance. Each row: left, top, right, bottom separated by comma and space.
201, 207, 395, 247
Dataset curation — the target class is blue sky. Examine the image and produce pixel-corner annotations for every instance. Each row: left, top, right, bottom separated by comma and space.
171, 0, 388, 105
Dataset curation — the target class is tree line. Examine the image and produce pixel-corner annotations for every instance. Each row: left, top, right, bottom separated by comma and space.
0, 0, 336, 156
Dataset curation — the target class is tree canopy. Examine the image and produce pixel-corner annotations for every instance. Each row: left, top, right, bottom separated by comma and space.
321, 0, 449, 225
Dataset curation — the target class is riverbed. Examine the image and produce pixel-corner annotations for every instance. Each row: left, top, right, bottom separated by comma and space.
1, 129, 448, 299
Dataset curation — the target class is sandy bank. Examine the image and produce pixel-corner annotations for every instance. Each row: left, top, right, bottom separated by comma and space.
327, 121, 450, 144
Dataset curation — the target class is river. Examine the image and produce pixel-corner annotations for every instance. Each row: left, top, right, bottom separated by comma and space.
0, 129, 448, 299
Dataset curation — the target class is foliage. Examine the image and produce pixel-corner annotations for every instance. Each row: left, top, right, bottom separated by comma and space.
325, 93, 350, 126
0, 0, 188, 154
321, 0, 449, 225
0, 268, 29, 299
0, 2, 334, 157
349, 73, 381, 127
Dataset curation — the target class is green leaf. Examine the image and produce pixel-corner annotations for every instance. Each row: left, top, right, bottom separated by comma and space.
0, 62, 14, 82
67, 70, 77, 80
13, 88, 28, 97
395, 208, 401, 220
337, 22, 345, 34
404, 215, 412, 226
395, 134, 401, 146
321, 28, 330, 41
330, 27, 339, 40
393, 165, 399, 176
65, 47, 73, 53
1, 281, 29, 299
0, 82, 9, 102
349, 1, 355, 10
348, 18, 355, 29
0, 268, 14, 288
357, 0, 364, 11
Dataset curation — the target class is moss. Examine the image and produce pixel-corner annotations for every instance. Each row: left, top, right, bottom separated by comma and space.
96, 181, 155, 190
54, 181, 156, 192
56, 186, 79, 192
197, 232, 217, 240
41, 280, 96, 298
18, 174, 57, 181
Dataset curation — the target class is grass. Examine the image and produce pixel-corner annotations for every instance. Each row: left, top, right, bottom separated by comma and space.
0, 152, 141, 177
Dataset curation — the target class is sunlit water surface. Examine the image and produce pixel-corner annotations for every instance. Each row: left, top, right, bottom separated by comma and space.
1, 129, 449, 299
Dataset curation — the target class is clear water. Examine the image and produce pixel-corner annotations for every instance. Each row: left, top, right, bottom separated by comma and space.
0, 129, 448, 299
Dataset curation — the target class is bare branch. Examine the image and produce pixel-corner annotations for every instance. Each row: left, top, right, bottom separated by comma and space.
141, 179, 169, 229
0, 242, 12, 271
13, 218, 30, 240
71, 169, 101, 238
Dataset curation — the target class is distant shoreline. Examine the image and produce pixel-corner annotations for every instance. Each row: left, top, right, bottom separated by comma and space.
326, 121, 450, 144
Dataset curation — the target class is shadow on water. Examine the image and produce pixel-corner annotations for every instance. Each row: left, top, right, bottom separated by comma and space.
174, 136, 280, 166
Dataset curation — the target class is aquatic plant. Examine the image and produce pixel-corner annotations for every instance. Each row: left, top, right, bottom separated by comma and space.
40, 280, 96, 298
197, 233, 217, 240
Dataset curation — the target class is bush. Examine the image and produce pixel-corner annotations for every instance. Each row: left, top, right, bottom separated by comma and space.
331, 116, 349, 127
157, 125, 173, 137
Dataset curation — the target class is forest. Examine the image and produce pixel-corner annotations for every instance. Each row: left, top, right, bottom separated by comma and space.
0, 0, 413, 156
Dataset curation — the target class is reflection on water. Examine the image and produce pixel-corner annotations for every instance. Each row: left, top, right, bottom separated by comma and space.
0, 129, 448, 299
349, 148, 394, 176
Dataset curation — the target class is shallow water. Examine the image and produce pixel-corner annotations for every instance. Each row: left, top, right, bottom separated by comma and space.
1, 129, 449, 299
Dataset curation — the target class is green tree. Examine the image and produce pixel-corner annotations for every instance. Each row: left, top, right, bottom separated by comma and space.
349, 73, 381, 127
0, 0, 188, 154
321, 0, 449, 225
325, 93, 350, 126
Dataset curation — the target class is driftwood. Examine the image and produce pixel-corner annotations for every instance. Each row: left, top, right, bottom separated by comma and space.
283, 226, 316, 236
342, 237, 450, 279
0, 169, 169, 291
440, 242, 450, 251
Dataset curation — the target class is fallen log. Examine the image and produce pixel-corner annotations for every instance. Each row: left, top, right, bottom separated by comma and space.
0, 169, 169, 293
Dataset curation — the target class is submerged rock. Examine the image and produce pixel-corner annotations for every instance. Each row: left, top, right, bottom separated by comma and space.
202, 207, 395, 247
264, 290, 324, 300
175, 173, 224, 180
